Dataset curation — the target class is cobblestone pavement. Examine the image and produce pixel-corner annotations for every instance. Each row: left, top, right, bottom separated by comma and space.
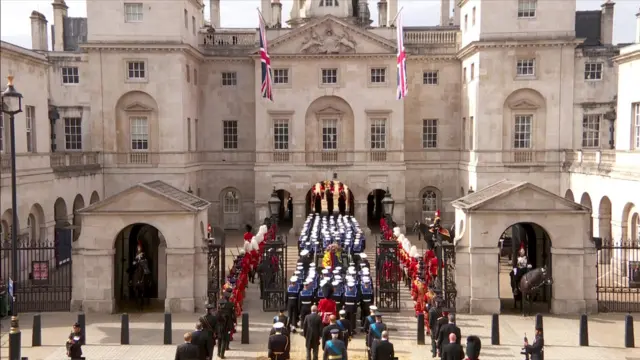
1, 231, 639, 359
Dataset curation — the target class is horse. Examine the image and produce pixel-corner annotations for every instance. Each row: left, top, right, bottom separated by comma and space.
129, 257, 152, 310
511, 267, 553, 316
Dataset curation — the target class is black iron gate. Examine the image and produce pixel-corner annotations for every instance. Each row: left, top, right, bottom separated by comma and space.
374, 236, 400, 312
262, 235, 287, 311
206, 227, 226, 309
596, 239, 640, 312
438, 243, 457, 311
0, 228, 73, 313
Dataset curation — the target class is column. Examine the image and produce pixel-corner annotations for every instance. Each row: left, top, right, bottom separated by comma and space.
290, 201, 306, 236
354, 200, 369, 234
468, 248, 500, 314
165, 248, 196, 312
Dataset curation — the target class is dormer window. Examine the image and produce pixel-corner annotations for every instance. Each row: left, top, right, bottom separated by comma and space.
320, 0, 339, 6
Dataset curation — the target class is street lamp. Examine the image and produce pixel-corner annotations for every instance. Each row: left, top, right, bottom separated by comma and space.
381, 187, 395, 221
268, 187, 281, 225
2, 75, 23, 359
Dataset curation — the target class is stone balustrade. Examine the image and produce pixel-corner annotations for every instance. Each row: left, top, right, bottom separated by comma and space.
563, 149, 640, 170
404, 29, 459, 46
201, 31, 257, 48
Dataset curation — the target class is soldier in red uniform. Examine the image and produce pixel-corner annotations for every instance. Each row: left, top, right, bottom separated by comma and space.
243, 224, 253, 242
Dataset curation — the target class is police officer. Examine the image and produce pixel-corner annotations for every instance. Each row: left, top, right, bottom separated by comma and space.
343, 281, 359, 334
268, 322, 290, 360
286, 276, 300, 333
337, 310, 352, 349
360, 278, 374, 329
323, 328, 347, 360
366, 312, 387, 360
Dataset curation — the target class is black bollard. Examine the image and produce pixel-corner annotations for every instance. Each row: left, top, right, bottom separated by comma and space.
121, 313, 130, 345
535, 313, 543, 331
491, 313, 500, 345
417, 313, 425, 345
579, 314, 589, 346
163, 313, 172, 345
32, 314, 42, 347
9, 316, 21, 360
625, 314, 635, 348
77, 313, 86, 345
241, 312, 249, 344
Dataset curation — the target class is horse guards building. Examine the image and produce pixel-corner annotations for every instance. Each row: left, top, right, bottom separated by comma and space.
1, 0, 639, 316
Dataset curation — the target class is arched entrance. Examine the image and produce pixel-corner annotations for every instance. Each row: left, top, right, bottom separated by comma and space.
305, 180, 354, 216
498, 222, 552, 313
367, 189, 386, 228
275, 189, 293, 228
113, 223, 166, 312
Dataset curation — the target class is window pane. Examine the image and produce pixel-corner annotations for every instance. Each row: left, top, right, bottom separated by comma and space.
130, 116, 149, 150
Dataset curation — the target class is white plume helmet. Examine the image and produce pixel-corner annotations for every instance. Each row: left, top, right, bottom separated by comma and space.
243, 241, 252, 252
250, 238, 259, 251
393, 227, 401, 237
397, 234, 406, 243
409, 245, 418, 257
239, 249, 246, 255
403, 239, 411, 252
258, 224, 268, 235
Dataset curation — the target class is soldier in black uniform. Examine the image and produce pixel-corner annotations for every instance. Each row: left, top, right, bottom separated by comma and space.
272, 309, 290, 337
362, 305, 377, 335
326, 189, 334, 215
299, 280, 315, 327
359, 279, 374, 329
337, 310, 352, 348
200, 303, 218, 358
321, 315, 343, 350
366, 312, 387, 360
428, 298, 443, 358
523, 325, 544, 360
286, 276, 300, 333
300, 249, 312, 273
216, 298, 234, 358
343, 281, 359, 334
268, 322, 290, 360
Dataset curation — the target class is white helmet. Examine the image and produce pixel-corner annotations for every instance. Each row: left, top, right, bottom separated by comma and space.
397, 234, 406, 243
393, 227, 401, 237
409, 245, 418, 258
250, 238, 259, 251
239, 249, 246, 255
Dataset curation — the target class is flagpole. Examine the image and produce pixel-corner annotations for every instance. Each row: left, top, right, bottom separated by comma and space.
389, 7, 404, 27
257, 7, 267, 25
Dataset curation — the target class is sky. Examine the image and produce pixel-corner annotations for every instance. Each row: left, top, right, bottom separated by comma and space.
1, 0, 638, 49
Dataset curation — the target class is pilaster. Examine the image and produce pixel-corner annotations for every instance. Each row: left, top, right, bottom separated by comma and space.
165, 247, 196, 312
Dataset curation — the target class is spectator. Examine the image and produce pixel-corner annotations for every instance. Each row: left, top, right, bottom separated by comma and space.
175, 332, 199, 360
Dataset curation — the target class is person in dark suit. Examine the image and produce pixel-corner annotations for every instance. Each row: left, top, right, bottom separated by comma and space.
441, 333, 464, 360
437, 313, 461, 359
175, 332, 199, 360
523, 325, 544, 360
428, 302, 443, 357
268, 322, 290, 360
303, 305, 324, 360
371, 330, 394, 360
191, 322, 212, 360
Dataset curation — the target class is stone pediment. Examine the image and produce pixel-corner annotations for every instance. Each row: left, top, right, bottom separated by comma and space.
316, 106, 343, 115
452, 180, 589, 213
79, 181, 210, 214
124, 102, 154, 112
268, 15, 396, 55
509, 99, 539, 110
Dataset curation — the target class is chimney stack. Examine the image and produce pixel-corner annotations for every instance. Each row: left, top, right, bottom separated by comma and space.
378, 1, 388, 27
271, 0, 282, 28
52, 0, 68, 52
453, 3, 461, 26
261, 0, 272, 27
30, 11, 49, 51
209, 0, 220, 28
440, 0, 450, 26
600, 0, 615, 45
387, 0, 397, 27
636, 7, 640, 43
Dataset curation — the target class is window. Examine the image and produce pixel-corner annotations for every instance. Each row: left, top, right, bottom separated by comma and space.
130, 116, 148, 151
516, 59, 535, 77
194, 119, 199, 150
422, 190, 438, 212
186, 65, 191, 83
321, 68, 338, 84
370, 68, 386, 84
423, 71, 438, 85
584, 62, 603, 80
184, 9, 188, 29
518, 0, 536, 18
223, 190, 239, 213
464, 14, 468, 31
61, 67, 79, 84
470, 63, 475, 80
222, 72, 237, 86
462, 117, 467, 150
126, 61, 146, 80
472, 7, 476, 25
124, 3, 143, 22
223, 120, 238, 149
192, 16, 196, 36
26, 105, 35, 152
634, 103, 640, 149
463, 67, 467, 82
370, 118, 386, 149
582, 114, 601, 148
194, 69, 198, 85
322, 119, 338, 150
422, 119, 438, 149
320, 0, 338, 6
273, 69, 289, 84
187, 118, 192, 151
469, 116, 474, 149
64, 117, 82, 150
514, 115, 532, 149
273, 119, 289, 150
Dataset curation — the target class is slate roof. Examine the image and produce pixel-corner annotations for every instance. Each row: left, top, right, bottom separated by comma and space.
142, 180, 210, 210
452, 180, 526, 209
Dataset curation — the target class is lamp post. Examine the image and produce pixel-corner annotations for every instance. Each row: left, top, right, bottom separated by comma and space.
268, 187, 281, 227
2, 75, 23, 360
381, 187, 395, 231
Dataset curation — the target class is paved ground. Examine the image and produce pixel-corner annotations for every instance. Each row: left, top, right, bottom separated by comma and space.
1, 230, 639, 359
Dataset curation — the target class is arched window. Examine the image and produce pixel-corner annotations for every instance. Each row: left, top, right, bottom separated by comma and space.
223, 190, 240, 213
422, 190, 438, 212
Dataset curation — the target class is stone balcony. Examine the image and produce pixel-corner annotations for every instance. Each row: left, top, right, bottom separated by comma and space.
50, 152, 101, 173
562, 149, 640, 176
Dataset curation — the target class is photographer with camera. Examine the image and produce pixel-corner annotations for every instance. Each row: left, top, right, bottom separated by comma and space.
521, 324, 544, 360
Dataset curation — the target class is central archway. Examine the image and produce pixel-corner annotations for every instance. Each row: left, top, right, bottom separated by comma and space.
305, 180, 354, 216
113, 223, 167, 312
367, 189, 387, 228
497, 222, 552, 314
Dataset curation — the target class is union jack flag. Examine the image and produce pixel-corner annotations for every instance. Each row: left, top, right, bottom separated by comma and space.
258, 11, 273, 101
396, 11, 408, 100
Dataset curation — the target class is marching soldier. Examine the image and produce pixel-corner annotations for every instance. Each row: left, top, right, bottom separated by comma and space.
332, 280, 345, 312
268, 322, 290, 360
366, 312, 387, 360
299, 280, 315, 327
337, 310, 352, 349
428, 297, 444, 358
359, 279, 374, 329
363, 306, 377, 335
323, 328, 347, 360
343, 281, 359, 334
200, 303, 218, 358
216, 299, 232, 359
272, 309, 290, 337
286, 276, 300, 333
322, 315, 344, 350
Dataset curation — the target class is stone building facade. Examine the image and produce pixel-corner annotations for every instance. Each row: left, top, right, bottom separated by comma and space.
1, 0, 640, 313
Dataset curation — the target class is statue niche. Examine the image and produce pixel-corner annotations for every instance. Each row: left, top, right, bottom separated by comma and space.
300, 26, 357, 54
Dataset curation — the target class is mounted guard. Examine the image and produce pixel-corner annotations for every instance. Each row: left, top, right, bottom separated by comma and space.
128, 240, 152, 309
